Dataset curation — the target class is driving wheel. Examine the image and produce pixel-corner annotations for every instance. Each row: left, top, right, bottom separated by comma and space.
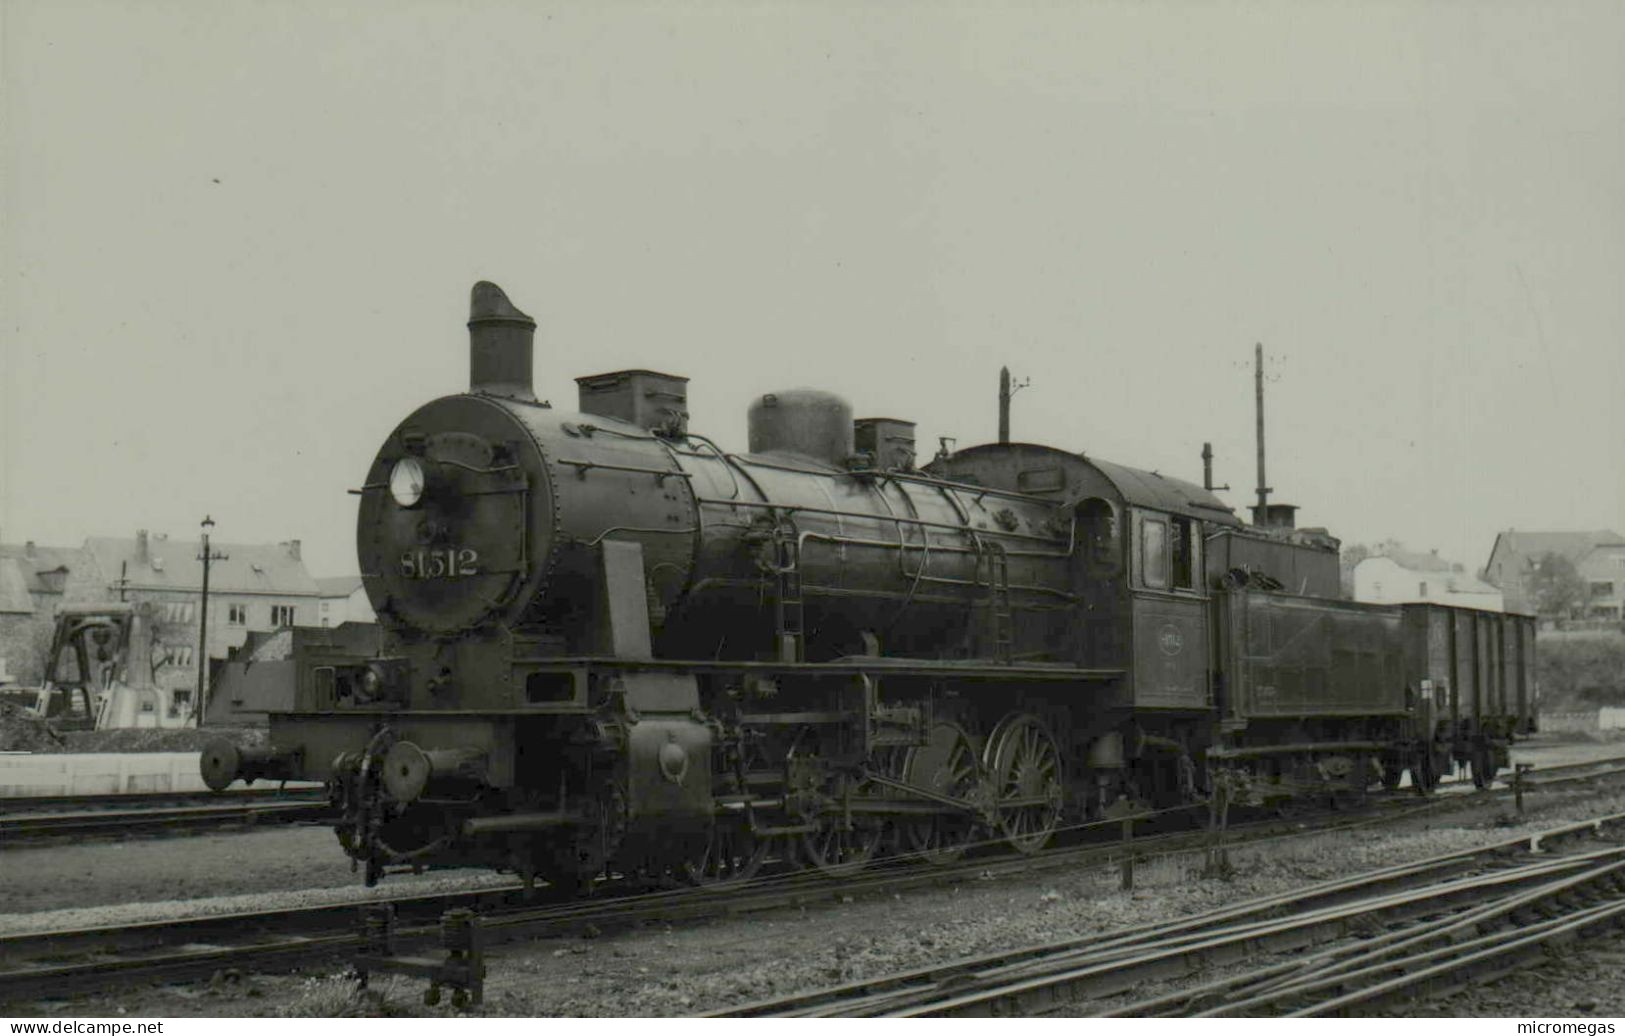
984, 713, 1064, 854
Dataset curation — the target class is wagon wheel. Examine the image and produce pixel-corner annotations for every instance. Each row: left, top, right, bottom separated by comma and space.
897, 722, 981, 866
984, 714, 1064, 855
683, 821, 769, 886
800, 816, 885, 877
1470, 745, 1500, 790
1410, 750, 1438, 796
1380, 754, 1406, 792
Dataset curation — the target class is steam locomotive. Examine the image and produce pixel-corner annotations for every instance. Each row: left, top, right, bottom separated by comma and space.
201, 281, 1535, 888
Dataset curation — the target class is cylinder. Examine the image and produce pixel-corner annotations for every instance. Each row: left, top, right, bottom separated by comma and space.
748, 389, 853, 466
468, 281, 536, 401
200, 738, 303, 790
382, 742, 487, 802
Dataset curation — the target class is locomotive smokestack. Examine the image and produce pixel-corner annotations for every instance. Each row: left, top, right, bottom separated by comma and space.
468, 281, 536, 402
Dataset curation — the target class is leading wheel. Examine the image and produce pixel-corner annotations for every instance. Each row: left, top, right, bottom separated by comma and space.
897, 721, 981, 866
985, 714, 1064, 855
683, 822, 769, 886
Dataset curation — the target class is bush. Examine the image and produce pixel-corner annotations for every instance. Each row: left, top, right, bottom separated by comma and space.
1537, 632, 1625, 711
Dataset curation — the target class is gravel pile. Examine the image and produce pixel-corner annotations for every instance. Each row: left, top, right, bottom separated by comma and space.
0, 701, 65, 751
55, 726, 269, 754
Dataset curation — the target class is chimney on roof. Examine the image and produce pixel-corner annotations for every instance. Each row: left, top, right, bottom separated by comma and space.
136, 529, 149, 566
287, 539, 301, 562
25, 541, 35, 558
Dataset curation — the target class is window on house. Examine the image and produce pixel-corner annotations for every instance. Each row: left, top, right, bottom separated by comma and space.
1590, 582, 1615, 598
1140, 515, 1169, 590
271, 604, 296, 627
228, 604, 246, 626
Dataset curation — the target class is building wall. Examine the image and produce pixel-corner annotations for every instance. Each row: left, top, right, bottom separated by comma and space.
0, 614, 40, 685
318, 586, 376, 627
1486, 551, 1531, 613
76, 547, 318, 697
1579, 546, 1625, 621
1538, 711, 1600, 735
0, 546, 99, 684
133, 590, 318, 695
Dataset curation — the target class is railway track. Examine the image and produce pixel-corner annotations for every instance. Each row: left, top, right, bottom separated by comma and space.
4, 754, 1622, 1007
2, 787, 324, 812
0, 790, 1456, 1005
710, 810, 1625, 1017
0, 788, 330, 845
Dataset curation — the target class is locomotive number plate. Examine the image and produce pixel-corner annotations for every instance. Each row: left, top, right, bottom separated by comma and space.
400, 547, 480, 579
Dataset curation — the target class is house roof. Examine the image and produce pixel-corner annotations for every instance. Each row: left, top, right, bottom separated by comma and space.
1354, 555, 1501, 596
316, 575, 364, 599
84, 536, 319, 596
1373, 544, 1457, 573
0, 559, 35, 614
0, 542, 86, 594
1489, 530, 1625, 570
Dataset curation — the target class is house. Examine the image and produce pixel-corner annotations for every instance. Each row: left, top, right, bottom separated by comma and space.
0, 539, 95, 684
1485, 530, 1625, 619
316, 576, 376, 627
80, 530, 320, 699
1352, 546, 1504, 611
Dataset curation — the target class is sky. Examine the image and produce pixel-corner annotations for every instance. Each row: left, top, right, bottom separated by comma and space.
2, 0, 1622, 579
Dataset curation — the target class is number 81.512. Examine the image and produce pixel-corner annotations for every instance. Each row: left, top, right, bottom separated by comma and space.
400, 547, 480, 579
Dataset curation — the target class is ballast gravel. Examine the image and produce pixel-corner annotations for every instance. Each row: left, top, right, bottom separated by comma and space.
10, 779, 1625, 1018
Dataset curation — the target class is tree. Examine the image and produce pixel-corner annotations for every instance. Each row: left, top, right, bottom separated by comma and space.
1525, 552, 1587, 624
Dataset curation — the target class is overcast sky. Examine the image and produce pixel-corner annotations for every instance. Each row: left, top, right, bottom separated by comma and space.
3, 0, 1621, 578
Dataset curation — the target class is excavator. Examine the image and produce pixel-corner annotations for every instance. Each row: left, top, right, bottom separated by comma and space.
4, 603, 196, 730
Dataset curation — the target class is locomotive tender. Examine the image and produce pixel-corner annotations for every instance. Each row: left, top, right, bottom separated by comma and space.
201, 282, 1535, 888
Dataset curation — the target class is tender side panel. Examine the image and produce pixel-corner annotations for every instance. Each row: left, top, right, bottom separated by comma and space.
1220, 591, 1407, 719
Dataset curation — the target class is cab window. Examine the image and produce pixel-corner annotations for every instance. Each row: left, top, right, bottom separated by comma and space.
1074, 497, 1121, 576
1140, 514, 1169, 589
1171, 516, 1197, 590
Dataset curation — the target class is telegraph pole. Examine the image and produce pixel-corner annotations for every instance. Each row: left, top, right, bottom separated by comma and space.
1253, 343, 1270, 525
196, 516, 228, 725
998, 366, 1030, 444
999, 367, 1011, 443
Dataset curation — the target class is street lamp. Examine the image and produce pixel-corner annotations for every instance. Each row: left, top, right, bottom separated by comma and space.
196, 516, 228, 726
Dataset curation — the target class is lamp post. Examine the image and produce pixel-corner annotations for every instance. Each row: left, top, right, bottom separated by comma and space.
196, 516, 228, 725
